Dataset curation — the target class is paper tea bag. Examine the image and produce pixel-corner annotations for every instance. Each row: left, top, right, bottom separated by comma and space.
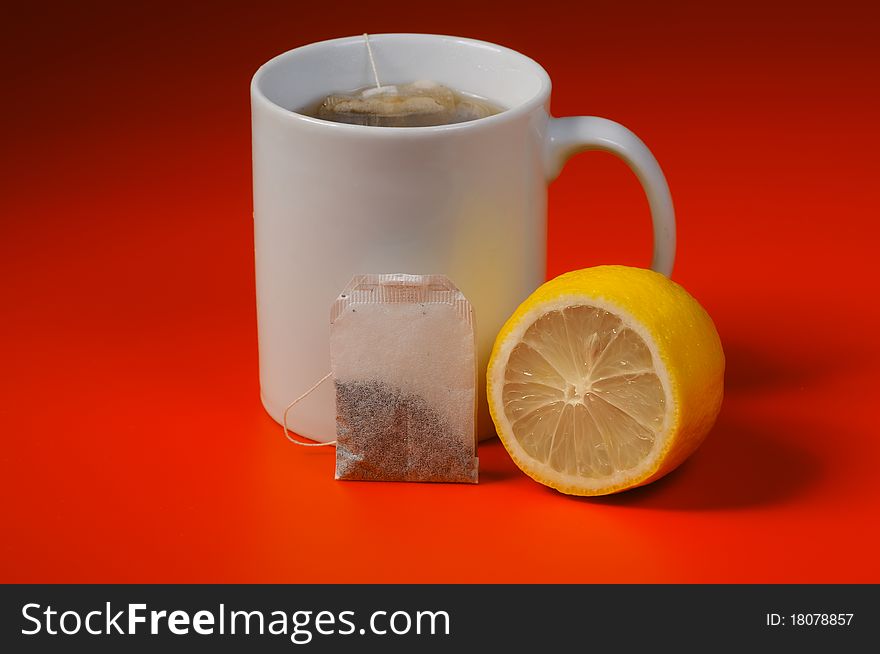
317, 81, 457, 127
330, 274, 478, 483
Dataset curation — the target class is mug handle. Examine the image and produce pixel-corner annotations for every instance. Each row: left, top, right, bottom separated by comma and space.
546, 116, 676, 276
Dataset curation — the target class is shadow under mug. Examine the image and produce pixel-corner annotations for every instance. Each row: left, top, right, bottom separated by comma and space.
251, 33, 675, 442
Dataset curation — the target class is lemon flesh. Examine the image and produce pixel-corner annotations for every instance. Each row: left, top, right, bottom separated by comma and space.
504, 305, 666, 478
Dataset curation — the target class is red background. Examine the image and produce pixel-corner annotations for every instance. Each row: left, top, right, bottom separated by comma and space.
2, 0, 879, 582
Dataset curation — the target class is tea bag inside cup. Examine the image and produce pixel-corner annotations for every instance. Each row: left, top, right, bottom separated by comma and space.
303, 35, 503, 127
330, 274, 478, 483
317, 81, 458, 127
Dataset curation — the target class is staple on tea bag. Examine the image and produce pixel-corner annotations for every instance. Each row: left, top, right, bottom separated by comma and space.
330, 274, 478, 483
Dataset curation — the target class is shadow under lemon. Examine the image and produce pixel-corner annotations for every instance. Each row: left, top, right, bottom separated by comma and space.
722, 339, 858, 394
478, 408, 823, 509
584, 409, 823, 511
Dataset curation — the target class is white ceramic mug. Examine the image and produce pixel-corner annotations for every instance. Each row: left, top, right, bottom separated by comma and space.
252, 33, 675, 442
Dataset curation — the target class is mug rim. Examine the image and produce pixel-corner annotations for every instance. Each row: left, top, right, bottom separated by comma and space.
251, 33, 553, 133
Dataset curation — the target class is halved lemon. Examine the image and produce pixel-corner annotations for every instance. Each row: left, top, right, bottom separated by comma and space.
487, 266, 724, 495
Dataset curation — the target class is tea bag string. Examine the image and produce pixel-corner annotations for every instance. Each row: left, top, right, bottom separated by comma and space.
282, 372, 336, 447
364, 33, 382, 89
